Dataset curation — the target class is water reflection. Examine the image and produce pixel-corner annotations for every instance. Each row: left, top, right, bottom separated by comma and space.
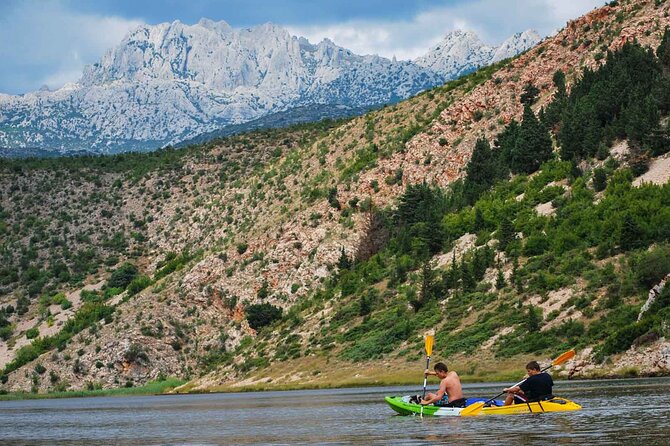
0, 378, 669, 445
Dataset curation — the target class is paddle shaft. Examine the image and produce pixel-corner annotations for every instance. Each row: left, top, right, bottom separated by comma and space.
422, 356, 431, 398
484, 364, 554, 405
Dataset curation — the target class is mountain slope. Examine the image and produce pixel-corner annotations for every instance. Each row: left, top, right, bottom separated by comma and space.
1, 0, 669, 394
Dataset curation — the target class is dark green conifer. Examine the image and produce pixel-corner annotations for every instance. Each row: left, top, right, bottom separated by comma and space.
498, 217, 517, 251
619, 214, 644, 251
464, 138, 495, 204
337, 246, 351, 270
474, 207, 486, 232
495, 269, 506, 290
656, 27, 670, 74
520, 83, 540, 106
460, 259, 476, 292
509, 105, 553, 174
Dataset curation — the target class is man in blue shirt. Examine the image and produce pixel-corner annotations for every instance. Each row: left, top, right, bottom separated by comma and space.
503, 360, 554, 405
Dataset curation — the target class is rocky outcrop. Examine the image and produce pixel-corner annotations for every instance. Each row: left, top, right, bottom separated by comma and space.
638, 273, 670, 321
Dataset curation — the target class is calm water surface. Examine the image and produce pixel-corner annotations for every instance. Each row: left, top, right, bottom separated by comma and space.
1, 377, 669, 445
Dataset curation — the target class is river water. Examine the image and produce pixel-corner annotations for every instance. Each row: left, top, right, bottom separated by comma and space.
1, 377, 669, 445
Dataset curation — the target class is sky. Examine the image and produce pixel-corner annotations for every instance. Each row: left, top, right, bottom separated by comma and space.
0, 0, 604, 95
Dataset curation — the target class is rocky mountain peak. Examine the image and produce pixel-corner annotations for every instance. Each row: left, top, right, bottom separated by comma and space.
491, 29, 541, 63
1, 20, 537, 155
415, 28, 539, 79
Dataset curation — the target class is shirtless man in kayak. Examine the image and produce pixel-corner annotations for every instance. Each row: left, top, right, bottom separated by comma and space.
420, 362, 466, 408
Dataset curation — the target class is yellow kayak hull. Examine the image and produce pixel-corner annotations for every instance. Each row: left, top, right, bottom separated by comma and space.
479, 398, 582, 415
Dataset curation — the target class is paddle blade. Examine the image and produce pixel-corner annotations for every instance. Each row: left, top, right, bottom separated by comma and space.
425, 334, 435, 357
460, 402, 485, 417
552, 349, 576, 366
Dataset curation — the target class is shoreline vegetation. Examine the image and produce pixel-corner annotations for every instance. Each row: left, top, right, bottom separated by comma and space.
192, 368, 667, 395
1, 360, 666, 401
0, 369, 670, 402
0, 377, 185, 401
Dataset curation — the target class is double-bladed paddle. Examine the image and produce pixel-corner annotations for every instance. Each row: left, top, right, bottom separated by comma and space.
460, 349, 576, 417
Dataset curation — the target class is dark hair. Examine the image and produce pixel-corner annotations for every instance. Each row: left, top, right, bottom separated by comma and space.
434, 362, 448, 373
526, 360, 541, 371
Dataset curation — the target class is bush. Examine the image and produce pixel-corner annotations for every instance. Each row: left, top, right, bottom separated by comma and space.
154, 251, 197, 280
523, 234, 549, 256
340, 319, 412, 361
633, 245, 670, 289
124, 343, 149, 364
594, 319, 653, 362
0, 326, 12, 341
127, 276, 153, 296
26, 327, 39, 339
107, 263, 138, 289
245, 303, 282, 331
592, 168, 608, 192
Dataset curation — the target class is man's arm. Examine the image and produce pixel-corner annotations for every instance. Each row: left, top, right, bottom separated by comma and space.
503, 385, 522, 393
421, 381, 446, 405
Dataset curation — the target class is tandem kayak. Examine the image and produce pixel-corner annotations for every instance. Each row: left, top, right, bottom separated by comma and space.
384, 395, 581, 417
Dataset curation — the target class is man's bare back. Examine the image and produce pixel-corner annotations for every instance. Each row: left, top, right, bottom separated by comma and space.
439, 370, 463, 402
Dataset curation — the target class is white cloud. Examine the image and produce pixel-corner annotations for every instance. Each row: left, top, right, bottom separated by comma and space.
286, 0, 603, 61
0, 1, 143, 93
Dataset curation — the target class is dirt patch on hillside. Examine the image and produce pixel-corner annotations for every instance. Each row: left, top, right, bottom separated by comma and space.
633, 154, 670, 187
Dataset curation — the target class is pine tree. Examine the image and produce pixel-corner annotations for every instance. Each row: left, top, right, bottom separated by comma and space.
592, 168, 608, 192
509, 105, 553, 174
525, 305, 542, 331
520, 83, 540, 106
337, 246, 351, 270
619, 214, 644, 251
542, 70, 567, 129
553, 69, 567, 97
419, 260, 436, 305
498, 217, 517, 251
327, 187, 340, 209
474, 207, 486, 232
622, 95, 660, 146
359, 292, 372, 316
443, 252, 459, 290
495, 269, 506, 290
395, 183, 446, 258
496, 119, 519, 167
464, 138, 495, 204
257, 280, 270, 299
657, 27, 670, 74
461, 259, 476, 292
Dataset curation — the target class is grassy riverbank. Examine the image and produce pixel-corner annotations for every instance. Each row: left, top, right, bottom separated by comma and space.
177, 348, 670, 395
0, 377, 185, 401
1, 360, 664, 400
175, 355, 530, 394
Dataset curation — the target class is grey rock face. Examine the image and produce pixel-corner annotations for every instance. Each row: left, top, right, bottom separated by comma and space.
414, 29, 540, 78
0, 21, 538, 155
